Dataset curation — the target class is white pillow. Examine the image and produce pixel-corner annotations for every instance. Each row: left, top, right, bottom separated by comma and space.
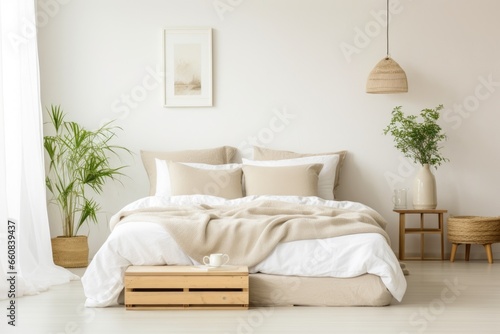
155, 159, 242, 197
242, 154, 339, 200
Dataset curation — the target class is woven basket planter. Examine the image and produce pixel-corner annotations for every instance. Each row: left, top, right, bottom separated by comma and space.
51, 235, 89, 268
447, 216, 500, 244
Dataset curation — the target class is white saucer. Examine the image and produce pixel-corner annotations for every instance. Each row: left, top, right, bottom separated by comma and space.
195, 265, 237, 271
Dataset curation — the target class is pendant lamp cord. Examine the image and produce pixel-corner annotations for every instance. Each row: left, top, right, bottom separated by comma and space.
386, 0, 390, 58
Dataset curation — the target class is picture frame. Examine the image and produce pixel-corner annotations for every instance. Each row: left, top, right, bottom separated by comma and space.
163, 28, 213, 107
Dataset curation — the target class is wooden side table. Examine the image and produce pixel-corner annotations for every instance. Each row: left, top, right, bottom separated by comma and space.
394, 209, 447, 260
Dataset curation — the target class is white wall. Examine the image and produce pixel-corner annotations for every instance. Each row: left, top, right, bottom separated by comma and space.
37, 0, 500, 261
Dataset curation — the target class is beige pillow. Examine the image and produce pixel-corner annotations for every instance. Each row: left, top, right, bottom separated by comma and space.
253, 146, 347, 190
242, 155, 339, 200
155, 160, 242, 197
168, 161, 243, 199
141, 146, 237, 195
242, 164, 323, 197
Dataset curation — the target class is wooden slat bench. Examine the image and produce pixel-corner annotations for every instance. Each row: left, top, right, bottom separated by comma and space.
125, 265, 249, 310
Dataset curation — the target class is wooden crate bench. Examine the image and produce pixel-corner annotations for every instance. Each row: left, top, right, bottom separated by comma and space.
125, 265, 249, 310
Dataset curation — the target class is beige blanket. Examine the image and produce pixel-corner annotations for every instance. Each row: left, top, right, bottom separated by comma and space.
112, 200, 390, 267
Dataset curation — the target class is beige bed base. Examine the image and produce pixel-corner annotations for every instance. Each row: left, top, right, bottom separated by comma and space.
249, 273, 392, 307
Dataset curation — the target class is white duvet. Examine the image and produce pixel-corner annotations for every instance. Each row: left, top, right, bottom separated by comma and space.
82, 195, 407, 307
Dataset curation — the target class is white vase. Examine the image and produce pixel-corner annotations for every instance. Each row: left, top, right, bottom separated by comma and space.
412, 164, 437, 209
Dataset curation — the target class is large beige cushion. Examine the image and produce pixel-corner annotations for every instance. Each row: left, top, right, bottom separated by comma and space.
253, 146, 347, 191
155, 159, 242, 197
168, 161, 243, 199
242, 164, 323, 196
242, 155, 339, 200
141, 146, 237, 195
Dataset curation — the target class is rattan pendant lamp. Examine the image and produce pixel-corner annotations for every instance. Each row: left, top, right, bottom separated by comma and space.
366, 0, 408, 93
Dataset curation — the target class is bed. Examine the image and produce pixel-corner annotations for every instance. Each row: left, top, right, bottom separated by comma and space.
81, 146, 407, 307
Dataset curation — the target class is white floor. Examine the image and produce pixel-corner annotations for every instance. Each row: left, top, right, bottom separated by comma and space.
2, 260, 499, 334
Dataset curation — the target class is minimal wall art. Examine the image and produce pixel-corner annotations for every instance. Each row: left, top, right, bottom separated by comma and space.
163, 28, 213, 107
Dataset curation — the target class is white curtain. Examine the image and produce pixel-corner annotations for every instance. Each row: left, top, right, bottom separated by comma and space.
0, 0, 78, 300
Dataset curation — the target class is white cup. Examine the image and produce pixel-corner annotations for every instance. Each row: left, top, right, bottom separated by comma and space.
203, 253, 230, 267
392, 188, 407, 209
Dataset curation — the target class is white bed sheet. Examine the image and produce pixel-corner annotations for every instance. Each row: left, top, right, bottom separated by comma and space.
82, 195, 407, 307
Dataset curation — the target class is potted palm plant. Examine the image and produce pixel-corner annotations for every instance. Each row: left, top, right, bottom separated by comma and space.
44, 105, 130, 267
383, 105, 449, 209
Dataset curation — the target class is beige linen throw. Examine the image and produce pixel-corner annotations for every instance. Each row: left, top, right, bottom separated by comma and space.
111, 200, 390, 267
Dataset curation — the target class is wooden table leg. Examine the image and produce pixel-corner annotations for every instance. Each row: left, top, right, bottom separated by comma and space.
420, 213, 424, 260
439, 213, 444, 260
450, 243, 458, 262
399, 213, 405, 260
465, 244, 471, 261
484, 244, 493, 264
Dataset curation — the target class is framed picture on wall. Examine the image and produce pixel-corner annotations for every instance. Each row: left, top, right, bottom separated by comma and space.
163, 28, 213, 107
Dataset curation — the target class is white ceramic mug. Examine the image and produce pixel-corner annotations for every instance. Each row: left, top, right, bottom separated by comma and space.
392, 188, 407, 209
203, 253, 230, 267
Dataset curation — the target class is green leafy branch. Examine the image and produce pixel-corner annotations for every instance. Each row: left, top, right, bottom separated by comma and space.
383, 105, 449, 167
